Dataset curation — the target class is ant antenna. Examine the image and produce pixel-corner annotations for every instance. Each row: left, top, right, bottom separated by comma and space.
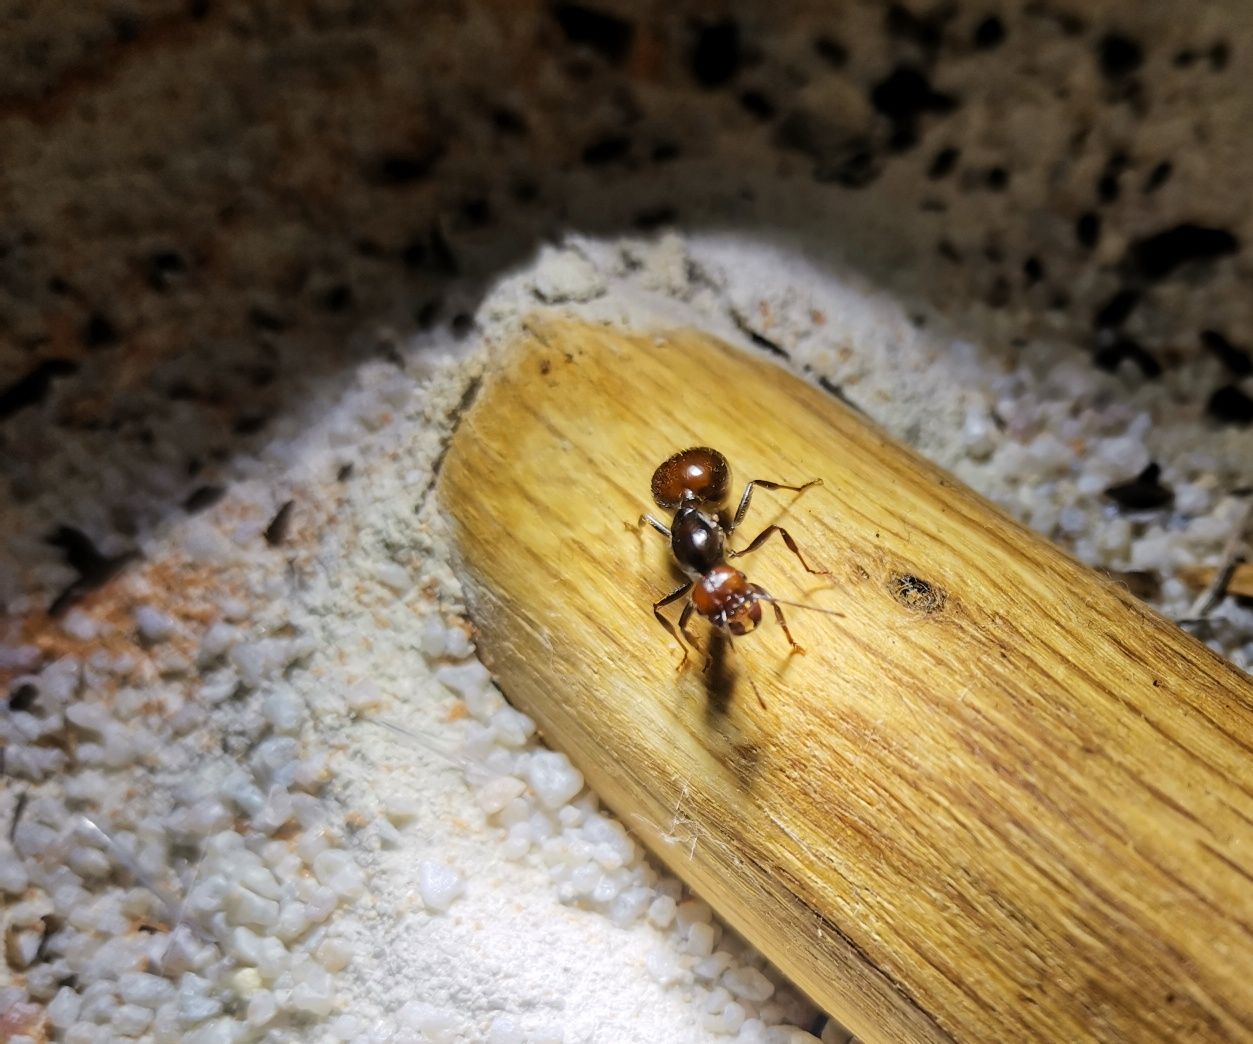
758, 595, 846, 618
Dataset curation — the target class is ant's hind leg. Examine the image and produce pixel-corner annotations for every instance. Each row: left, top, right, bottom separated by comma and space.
731, 477, 823, 532
652, 581, 693, 669
729, 524, 829, 575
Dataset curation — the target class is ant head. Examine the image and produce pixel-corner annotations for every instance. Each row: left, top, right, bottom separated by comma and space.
692, 564, 762, 634
650, 447, 730, 509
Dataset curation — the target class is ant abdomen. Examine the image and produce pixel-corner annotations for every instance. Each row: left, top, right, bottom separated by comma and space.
651, 447, 731, 509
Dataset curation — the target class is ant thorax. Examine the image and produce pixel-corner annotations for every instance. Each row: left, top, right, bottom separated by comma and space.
669, 504, 725, 577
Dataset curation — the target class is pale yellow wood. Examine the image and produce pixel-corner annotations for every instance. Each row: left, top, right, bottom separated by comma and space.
439, 317, 1253, 1044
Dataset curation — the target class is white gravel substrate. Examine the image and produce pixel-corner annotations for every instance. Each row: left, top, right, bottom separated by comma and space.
1, 226, 1249, 1043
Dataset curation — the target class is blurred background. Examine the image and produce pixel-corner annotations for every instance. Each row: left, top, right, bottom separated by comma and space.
3, 0, 1251, 608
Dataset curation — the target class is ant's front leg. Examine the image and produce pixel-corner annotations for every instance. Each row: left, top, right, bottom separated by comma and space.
677, 601, 710, 672
730, 476, 822, 533
764, 595, 806, 656
729, 524, 829, 575
652, 581, 693, 669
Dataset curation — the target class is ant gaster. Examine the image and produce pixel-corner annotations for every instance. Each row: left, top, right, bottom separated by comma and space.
639, 446, 831, 672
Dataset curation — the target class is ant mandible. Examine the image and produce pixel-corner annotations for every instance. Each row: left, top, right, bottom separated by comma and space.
638, 446, 832, 672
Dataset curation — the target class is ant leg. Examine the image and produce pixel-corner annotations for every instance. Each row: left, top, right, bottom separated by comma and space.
677, 601, 709, 671
767, 597, 806, 656
730, 477, 822, 533
681, 599, 711, 671
652, 581, 693, 669
637, 513, 671, 538
729, 524, 829, 575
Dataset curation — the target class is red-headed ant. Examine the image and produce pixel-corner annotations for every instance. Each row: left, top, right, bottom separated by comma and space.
638, 447, 840, 682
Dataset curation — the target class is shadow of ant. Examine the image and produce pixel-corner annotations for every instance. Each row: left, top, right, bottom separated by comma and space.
700, 630, 766, 788
702, 630, 734, 717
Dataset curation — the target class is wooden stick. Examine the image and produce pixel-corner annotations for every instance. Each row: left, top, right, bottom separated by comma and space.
1180, 562, 1253, 601
439, 317, 1253, 1044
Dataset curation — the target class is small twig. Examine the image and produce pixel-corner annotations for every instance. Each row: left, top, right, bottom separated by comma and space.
416, 373, 483, 506
1186, 501, 1253, 618
9, 790, 28, 843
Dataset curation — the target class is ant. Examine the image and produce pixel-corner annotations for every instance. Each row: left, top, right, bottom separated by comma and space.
638, 447, 838, 681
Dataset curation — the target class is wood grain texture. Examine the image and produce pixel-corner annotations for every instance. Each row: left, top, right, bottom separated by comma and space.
438, 317, 1253, 1044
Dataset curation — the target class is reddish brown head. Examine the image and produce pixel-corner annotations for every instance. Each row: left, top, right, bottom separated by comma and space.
691, 564, 762, 635
650, 447, 731, 509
